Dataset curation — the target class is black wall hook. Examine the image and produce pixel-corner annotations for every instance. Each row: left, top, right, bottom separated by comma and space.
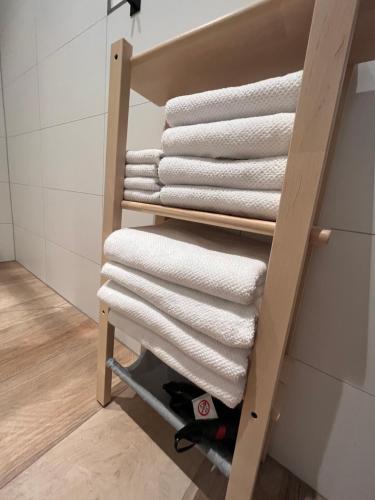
107, 0, 141, 17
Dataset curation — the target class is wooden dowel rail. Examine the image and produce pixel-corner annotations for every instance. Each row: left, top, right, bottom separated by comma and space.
121, 200, 331, 246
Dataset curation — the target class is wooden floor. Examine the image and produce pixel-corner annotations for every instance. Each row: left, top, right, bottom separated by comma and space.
0, 262, 321, 499
0, 262, 132, 488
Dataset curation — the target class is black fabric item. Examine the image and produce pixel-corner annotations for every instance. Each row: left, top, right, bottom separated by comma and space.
163, 381, 242, 454
174, 417, 240, 453
163, 381, 204, 419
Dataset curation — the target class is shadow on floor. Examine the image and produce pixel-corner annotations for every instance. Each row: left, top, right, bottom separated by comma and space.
113, 390, 320, 500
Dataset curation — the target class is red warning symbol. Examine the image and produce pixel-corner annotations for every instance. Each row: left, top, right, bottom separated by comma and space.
198, 399, 210, 416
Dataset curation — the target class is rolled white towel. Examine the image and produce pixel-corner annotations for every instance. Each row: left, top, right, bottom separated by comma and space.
159, 156, 287, 190
125, 164, 158, 178
124, 177, 161, 192
102, 262, 259, 348
162, 113, 294, 159
161, 185, 280, 221
104, 219, 269, 305
110, 310, 244, 408
98, 281, 249, 382
166, 71, 302, 126
126, 149, 163, 164
124, 190, 161, 204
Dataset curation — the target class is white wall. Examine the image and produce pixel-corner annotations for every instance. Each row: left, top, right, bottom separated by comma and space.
269, 64, 375, 500
1, 1, 375, 499
0, 0, 254, 319
0, 59, 14, 261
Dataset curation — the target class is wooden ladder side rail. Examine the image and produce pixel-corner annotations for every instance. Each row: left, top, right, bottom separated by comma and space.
97, 39, 133, 406
226, 1, 360, 499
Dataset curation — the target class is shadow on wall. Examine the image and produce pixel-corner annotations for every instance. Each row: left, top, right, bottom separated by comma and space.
130, 11, 141, 37
269, 64, 375, 499
319, 64, 375, 234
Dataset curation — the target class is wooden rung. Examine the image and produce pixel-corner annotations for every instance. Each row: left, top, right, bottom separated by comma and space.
121, 200, 331, 246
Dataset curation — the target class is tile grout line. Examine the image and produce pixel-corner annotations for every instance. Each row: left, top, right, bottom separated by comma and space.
328, 226, 375, 238
13, 223, 101, 267
36, 14, 108, 67
7, 177, 375, 237
9, 181, 104, 197
7, 112, 107, 138
33, 4, 47, 283
7, 93, 151, 140
9, 261, 99, 323
289, 355, 375, 400
0, 48, 16, 257
2, 14, 108, 90
6, 99, 150, 139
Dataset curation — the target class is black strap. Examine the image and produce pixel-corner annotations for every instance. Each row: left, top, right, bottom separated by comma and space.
174, 435, 196, 453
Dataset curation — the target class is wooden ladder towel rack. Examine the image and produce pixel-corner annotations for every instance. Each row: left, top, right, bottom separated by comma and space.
97, 0, 374, 498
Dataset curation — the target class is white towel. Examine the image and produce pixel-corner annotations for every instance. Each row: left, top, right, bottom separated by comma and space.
166, 71, 302, 126
109, 310, 245, 408
162, 113, 294, 159
126, 149, 163, 165
124, 190, 161, 204
98, 281, 248, 382
102, 262, 258, 348
161, 186, 280, 220
125, 164, 158, 178
159, 156, 287, 190
124, 177, 161, 192
104, 219, 269, 305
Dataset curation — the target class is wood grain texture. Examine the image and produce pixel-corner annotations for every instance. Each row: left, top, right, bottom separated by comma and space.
226, 1, 359, 498
97, 39, 133, 406
130, 0, 374, 106
0, 388, 320, 500
131, 0, 314, 105
0, 262, 133, 489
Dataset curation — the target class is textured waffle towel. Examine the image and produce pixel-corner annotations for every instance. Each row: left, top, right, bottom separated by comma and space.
102, 262, 258, 348
98, 281, 248, 382
124, 190, 161, 204
124, 177, 161, 192
162, 113, 294, 159
104, 219, 269, 305
126, 149, 163, 164
159, 155, 287, 190
109, 310, 245, 407
166, 71, 302, 127
161, 186, 280, 220
125, 164, 158, 178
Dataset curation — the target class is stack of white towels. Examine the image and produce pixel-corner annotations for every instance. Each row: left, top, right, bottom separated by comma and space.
159, 71, 302, 220
124, 149, 163, 204
98, 219, 270, 408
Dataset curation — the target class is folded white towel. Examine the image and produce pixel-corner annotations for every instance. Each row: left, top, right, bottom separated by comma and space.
126, 149, 163, 165
125, 164, 158, 178
102, 262, 258, 348
161, 186, 280, 220
159, 156, 287, 190
109, 310, 245, 408
104, 219, 269, 305
124, 190, 161, 204
162, 113, 294, 159
166, 71, 302, 127
124, 177, 161, 192
98, 281, 248, 382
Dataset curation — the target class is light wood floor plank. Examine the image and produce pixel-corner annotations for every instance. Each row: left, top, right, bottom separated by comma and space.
0, 388, 321, 500
0, 262, 133, 488
0, 262, 320, 499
